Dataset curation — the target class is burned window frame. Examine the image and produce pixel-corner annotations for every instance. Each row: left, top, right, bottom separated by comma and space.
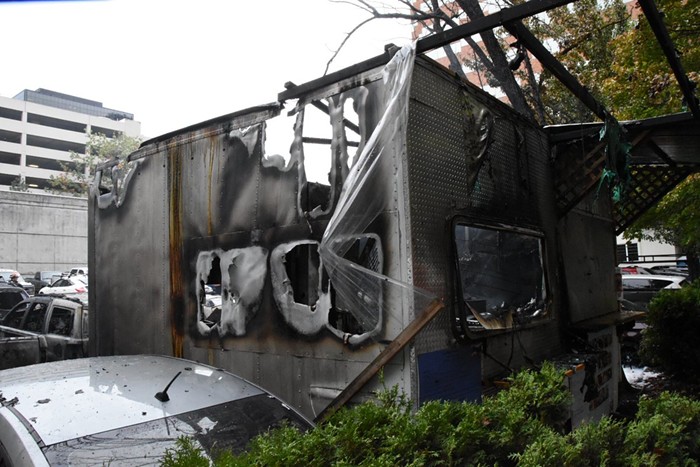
450, 217, 551, 339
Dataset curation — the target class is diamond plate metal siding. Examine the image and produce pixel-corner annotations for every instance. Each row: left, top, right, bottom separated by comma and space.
406, 59, 556, 355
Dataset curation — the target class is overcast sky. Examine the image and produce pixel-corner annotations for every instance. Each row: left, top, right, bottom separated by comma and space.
1, 0, 413, 138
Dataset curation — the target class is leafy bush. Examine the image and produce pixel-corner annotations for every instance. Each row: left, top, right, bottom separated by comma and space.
161, 363, 571, 466
518, 392, 700, 466
639, 279, 700, 381
160, 367, 700, 466
517, 417, 627, 466
624, 392, 700, 465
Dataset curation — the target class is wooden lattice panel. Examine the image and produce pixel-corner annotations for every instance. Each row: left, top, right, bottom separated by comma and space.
613, 165, 691, 234
553, 140, 607, 215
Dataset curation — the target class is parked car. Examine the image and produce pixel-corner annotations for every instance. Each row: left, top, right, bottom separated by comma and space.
0, 355, 313, 465
0, 295, 87, 370
35, 270, 64, 283
0, 285, 29, 320
39, 275, 88, 306
648, 265, 689, 277
199, 294, 223, 334
0, 269, 35, 296
621, 274, 688, 310
203, 294, 222, 318
26, 271, 65, 294
69, 266, 88, 276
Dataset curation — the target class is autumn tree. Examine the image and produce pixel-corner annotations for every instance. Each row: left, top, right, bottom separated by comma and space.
334, 0, 534, 119
335, 0, 634, 124
601, 0, 700, 120
611, 0, 700, 279
527, 0, 630, 123
47, 132, 141, 197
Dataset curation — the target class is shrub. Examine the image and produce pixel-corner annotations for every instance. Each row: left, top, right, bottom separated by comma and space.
161, 363, 572, 466
517, 417, 627, 466
639, 280, 700, 381
623, 391, 700, 465
161, 437, 209, 467
160, 366, 700, 466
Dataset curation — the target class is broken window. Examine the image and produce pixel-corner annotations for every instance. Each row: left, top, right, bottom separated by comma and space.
270, 235, 384, 346
48, 307, 74, 336
328, 234, 383, 337
453, 223, 548, 331
270, 240, 331, 336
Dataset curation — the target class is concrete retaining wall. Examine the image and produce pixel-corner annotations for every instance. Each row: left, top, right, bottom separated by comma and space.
0, 190, 87, 275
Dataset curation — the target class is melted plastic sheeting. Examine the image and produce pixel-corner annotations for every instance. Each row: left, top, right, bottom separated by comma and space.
320, 43, 437, 345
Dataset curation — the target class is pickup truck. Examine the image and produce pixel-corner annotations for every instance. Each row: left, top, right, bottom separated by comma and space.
0, 295, 88, 370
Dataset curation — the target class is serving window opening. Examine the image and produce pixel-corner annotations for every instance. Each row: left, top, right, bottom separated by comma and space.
453, 223, 548, 332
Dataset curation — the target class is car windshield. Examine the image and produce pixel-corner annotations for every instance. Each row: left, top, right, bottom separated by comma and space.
0, 289, 27, 312
42, 394, 311, 465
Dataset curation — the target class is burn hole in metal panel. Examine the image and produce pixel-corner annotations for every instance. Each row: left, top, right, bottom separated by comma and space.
284, 242, 327, 306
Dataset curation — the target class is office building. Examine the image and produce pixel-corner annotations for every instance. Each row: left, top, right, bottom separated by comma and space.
0, 88, 141, 192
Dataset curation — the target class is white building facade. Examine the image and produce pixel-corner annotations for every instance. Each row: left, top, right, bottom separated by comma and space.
0, 88, 140, 192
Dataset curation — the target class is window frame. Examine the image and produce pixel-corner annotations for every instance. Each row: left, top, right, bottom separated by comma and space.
450, 217, 552, 340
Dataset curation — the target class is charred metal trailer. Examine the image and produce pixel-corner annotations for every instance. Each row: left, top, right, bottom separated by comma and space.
89, 45, 632, 425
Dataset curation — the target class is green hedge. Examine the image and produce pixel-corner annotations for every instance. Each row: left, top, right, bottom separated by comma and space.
161, 364, 700, 466
639, 279, 700, 382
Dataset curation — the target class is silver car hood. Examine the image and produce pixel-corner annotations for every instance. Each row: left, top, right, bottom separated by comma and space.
0, 355, 265, 446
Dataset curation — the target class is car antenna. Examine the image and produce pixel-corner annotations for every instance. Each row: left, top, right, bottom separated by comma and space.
155, 371, 182, 402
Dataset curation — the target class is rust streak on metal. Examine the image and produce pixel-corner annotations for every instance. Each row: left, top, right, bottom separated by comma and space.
207, 134, 218, 236
168, 143, 185, 358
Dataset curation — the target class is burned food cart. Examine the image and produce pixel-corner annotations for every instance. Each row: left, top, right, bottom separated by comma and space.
90, 26, 697, 423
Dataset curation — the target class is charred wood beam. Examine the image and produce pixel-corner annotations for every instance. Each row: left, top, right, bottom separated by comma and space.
647, 139, 677, 166
314, 299, 445, 424
637, 0, 700, 118
548, 112, 697, 143
503, 22, 609, 122
302, 137, 360, 147
279, 0, 578, 102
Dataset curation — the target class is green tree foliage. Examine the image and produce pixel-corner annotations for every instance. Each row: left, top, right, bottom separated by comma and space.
523, 0, 631, 124
611, 1, 700, 279
47, 132, 141, 197
503, 0, 699, 123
